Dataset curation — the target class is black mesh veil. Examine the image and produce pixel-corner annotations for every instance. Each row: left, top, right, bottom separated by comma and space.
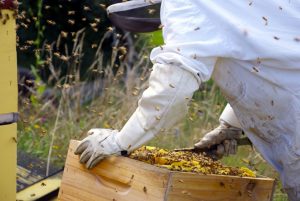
107, 0, 162, 33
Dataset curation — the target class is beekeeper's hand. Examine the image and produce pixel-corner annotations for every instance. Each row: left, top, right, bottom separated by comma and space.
194, 120, 243, 157
74, 129, 123, 169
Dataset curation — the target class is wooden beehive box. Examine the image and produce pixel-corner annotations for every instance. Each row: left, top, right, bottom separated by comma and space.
58, 140, 276, 201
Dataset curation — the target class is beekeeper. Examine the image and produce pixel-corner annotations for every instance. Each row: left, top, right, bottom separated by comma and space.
75, 1, 300, 200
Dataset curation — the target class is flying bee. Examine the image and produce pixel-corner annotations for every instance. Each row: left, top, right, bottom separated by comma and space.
25, 40, 34, 45
46, 20, 56, 25
90, 22, 97, 28
45, 44, 51, 50
61, 31, 68, 38
83, 6, 91, 11
118, 46, 127, 55
118, 55, 124, 60
20, 22, 28, 28
99, 4, 106, 9
44, 5, 50, 10
148, 9, 156, 14
54, 52, 60, 57
68, 19, 75, 25
60, 55, 69, 61
68, 11, 75, 15
107, 26, 113, 32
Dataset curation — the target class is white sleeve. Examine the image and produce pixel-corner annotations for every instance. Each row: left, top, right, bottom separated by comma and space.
115, 63, 200, 151
115, 0, 221, 151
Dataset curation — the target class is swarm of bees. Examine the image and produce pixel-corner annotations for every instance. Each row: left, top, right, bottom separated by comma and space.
129, 146, 256, 177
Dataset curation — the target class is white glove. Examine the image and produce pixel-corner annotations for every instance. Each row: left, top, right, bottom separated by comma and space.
194, 120, 243, 157
74, 129, 123, 169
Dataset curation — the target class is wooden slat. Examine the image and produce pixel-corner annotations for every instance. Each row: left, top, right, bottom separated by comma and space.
58, 140, 170, 201
167, 172, 275, 201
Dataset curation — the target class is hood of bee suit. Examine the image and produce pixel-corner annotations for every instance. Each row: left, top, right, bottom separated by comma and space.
107, 0, 162, 33
0, 0, 17, 10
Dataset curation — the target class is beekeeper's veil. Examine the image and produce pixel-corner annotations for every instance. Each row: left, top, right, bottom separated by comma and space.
107, 0, 161, 33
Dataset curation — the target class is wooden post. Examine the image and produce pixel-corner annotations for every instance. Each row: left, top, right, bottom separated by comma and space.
0, 1, 18, 200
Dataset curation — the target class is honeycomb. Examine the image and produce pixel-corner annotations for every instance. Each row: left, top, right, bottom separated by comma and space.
129, 146, 255, 177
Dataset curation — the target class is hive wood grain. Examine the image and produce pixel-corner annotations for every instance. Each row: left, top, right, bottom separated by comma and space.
58, 140, 275, 201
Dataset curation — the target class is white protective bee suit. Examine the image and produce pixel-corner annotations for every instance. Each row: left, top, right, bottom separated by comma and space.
75, 1, 300, 200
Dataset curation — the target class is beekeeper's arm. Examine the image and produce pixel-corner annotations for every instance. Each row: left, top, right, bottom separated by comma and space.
74, 58, 214, 168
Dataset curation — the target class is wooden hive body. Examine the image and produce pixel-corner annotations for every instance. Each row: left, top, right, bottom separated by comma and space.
58, 140, 275, 201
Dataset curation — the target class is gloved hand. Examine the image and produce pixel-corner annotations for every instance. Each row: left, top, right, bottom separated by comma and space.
194, 120, 243, 157
74, 129, 123, 169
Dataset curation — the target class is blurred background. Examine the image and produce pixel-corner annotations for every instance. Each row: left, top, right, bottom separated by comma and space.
16, 0, 287, 200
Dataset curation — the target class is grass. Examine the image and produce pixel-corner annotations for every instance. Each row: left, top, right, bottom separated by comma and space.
17, 28, 288, 200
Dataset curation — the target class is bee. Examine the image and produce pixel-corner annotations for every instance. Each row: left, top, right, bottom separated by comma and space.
148, 9, 156, 14
118, 46, 127, 55
68, 11, 75, 15
45, 44, 51, 50
91, 44, 97, 48
12, 137, 18, 143
2, 19, 7, 25
44, 5, 50, 10
46, 20, 56, 25
99, 4, 106, 9
54, 52, 60, 57
90, 22, 97, 28
107, 26, 113, 32
60, 55, 69, 61
25, 40, 34, 45
20, 22, 28, 28
68, 19, 75, 25
169, 84, 175, 88
61, 31, 68, 38
83, 6, 91, 11
262, 16, 268, 26
118, 55, 124, 60
273, 36, 280, 40
294, 37, 300, 42
158, 24, 164, 29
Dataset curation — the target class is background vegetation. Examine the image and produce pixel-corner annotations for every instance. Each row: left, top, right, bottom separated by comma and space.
16, 1, 288, 200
